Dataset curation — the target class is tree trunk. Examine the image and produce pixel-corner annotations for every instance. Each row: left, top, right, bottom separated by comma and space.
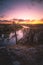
15, 30, 17, 44
13, 22, 17, 44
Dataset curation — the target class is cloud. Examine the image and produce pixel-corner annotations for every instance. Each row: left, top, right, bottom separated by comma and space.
0, 15, 5, 19
0, 15, 5, 20
28, 0, 43, 6
31, 0, 43, 4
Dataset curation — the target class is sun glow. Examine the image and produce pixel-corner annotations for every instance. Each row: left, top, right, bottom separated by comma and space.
30, 20, 43, 24
16, 20, 43, 24
0, 19, 43, 24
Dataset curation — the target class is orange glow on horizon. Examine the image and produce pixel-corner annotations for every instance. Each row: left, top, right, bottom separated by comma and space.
0, 19, 43, 24
16, 20, 43, 24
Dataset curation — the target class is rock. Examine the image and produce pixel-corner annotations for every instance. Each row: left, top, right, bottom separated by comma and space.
12, 61, 20, 65
34, 31, 43, 44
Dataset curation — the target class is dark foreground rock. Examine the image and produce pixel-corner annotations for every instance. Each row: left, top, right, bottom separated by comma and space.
0, 45, 43, 65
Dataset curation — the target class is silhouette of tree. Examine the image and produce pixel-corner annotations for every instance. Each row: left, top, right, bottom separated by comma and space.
13, 21, 17, 44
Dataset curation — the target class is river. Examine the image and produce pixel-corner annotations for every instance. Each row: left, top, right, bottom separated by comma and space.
0, 25, 30, 46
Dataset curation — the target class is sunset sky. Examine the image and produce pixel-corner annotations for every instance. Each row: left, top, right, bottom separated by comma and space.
0, 0, 43, 20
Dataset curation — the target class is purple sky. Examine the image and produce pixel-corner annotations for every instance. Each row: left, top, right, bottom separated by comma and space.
0, 0, 43, 20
